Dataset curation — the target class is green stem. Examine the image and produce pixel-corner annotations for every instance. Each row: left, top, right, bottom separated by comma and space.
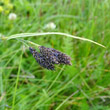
0, 32, 106, 48
12, 49, 23, 110
7, 32, 106, 48
26, 40, 40, 47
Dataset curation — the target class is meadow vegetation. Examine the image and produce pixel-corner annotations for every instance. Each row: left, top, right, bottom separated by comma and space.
0, 0, 110, 110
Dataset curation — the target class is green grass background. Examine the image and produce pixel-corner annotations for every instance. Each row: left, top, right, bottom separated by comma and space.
0, 0, 110, 110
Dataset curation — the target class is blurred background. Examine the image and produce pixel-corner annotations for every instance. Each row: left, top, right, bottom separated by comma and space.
0, 0, 110, 110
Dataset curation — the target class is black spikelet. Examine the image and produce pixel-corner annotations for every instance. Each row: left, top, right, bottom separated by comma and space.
38, 46, 59, 64
57, 52, 72, 65
39, 46, 72, 65
29, 47, 55, 70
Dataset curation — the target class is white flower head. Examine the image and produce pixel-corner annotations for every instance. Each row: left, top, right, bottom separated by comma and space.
44, 22, 56, 30
8, 13, 17, 20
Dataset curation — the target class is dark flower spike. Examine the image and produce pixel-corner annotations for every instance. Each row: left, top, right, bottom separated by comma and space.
38, 46, 59, 64
29, 47, 55, 70
39, 46, 72, 65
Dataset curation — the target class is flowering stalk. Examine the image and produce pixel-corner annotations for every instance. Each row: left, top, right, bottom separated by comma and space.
29, 46, 72, 70
0, 32, 106, 70
29, 47, 55, 70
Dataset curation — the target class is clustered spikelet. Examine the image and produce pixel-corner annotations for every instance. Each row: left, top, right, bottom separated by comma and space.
29, 46, 72, 70
29, 47, 55, 70
39, 46, 59, 64
39, 46, 72, 65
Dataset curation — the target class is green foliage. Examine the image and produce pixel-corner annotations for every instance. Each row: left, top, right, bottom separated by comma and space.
0, 0, 110, 110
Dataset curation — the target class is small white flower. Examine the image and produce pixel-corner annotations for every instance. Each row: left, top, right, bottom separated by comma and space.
44, 22, 56, 29
8, 13, 17, 20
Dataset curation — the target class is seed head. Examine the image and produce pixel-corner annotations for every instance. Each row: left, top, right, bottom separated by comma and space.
39, 46, 72, 65
29, 47, 55, 70
38, 46, 59, 64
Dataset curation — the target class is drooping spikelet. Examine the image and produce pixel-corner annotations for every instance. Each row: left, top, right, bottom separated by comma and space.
38, 46, 59, 64
29, 47, 55, 70
39, 46, 72, 65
